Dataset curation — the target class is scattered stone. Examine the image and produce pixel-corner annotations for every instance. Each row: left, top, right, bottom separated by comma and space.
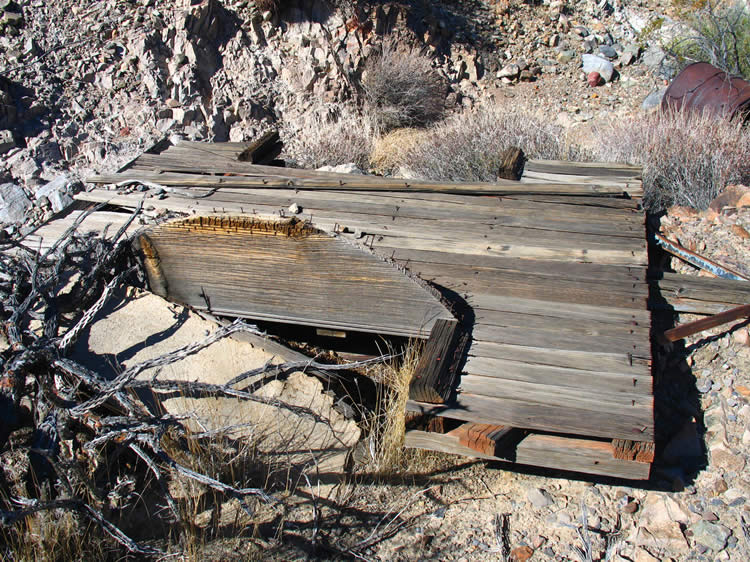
0, 182, 31, 224
510, 545, 533, 562
634, 547, 660, 562
526, 487, 554, 508
498, 63, 520, 80
581, 54, 614, 82
34, 175, 76, 213
587, 71, 603, 87
288, 202, 301, 214
689, 520, 731, 551
0, 129, 16, 154
598, 45, 617, 59
642, 88, 666, 111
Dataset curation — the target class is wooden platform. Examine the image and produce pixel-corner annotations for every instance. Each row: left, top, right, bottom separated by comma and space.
74, 139, 654, 479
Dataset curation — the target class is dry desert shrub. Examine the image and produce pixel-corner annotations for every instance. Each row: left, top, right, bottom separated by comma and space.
594, 109, 750, 210
289, 105, 374, 169
388, 104, 587, 181
362, 39, 446, 133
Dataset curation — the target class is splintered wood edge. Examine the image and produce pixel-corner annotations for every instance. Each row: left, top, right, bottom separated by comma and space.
409, 318, 462, 404
135, 234, 168, 298
612, 439, 656, 463
155, 215, 320, 238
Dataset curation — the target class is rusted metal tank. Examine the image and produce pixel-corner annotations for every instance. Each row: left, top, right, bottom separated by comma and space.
661, 62, 750, 122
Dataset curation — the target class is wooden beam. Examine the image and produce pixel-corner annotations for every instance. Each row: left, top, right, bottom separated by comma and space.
86, 170, 627, 196
446, 423, 516, 456
409, 319, 464, 403
404, 430, 651, 479
237, 130, 283, 164
663, 304, 750, 342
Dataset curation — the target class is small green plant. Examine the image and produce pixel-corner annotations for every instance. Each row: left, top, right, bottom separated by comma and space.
666, 0, 750, 79
362, 38, 446, 133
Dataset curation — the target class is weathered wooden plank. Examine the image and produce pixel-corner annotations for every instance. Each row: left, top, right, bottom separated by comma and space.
407, 392, 654, 441
516, 434, 650, 479
410, 319, 463, 403
404, 430, 651, 479
457, 374, 653, 413
471, 324, 650, 359
237, 130, 282, 164
651, 272, 750, 314
405, 262, 648, 303
523, 159, 643, 178
467, 340, 650, 375
390, 250, 646, 283
138, 216, 453, 338
88, 168, 628, 196
461, 357, 653, 394
468, 294, 650, 325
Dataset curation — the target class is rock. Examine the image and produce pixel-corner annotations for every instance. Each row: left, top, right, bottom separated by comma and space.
642, 88, 666, 111
587, 71, 603, 87
598, 45, 617, 59
710, 184, 750, 211
510, 545, 533, 562
34, 175, 76, 213
630, 523, 688, 552
556, 50, 576, 64
498, 63, 520, 80
689, 520, 731, 551
288, 202, 301, 215
0, 182, 31, 224
581, 54, 614, 82
710, 444, 746, 472
317, 163, 363, 175
73, 287, 360, 485
0, 129, 16, 154
526, 487, 553, 508
730, 224, 750, 239
634, 547, 660, 562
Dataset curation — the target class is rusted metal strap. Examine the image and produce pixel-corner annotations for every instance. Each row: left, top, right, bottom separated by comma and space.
664, 304, 750, 342
653, 232, 749, 281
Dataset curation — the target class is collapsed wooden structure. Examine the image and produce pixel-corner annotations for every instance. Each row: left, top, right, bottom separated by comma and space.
20, 136, 683, 479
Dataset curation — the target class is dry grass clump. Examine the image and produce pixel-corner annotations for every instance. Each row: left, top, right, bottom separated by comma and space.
362, 39, 446, 133
388, 104, 587, 181
361, 342, 422, 474
370, 128, 428, 174
289, 105, 374, 170
594, 108, 750, 211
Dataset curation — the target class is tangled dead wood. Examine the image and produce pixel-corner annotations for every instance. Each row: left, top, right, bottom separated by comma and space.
0, 205, 395, 557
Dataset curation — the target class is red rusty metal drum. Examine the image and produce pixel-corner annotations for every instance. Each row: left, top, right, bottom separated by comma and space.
661, 62, 750, 122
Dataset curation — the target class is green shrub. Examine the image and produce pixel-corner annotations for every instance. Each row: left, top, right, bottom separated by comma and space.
667, 1, 750, 79
594, 108, 750, 211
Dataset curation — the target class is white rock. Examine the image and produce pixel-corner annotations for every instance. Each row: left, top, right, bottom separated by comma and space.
34, 175, 74, 213
316, 163, 364, 175
582, 54, 614, 82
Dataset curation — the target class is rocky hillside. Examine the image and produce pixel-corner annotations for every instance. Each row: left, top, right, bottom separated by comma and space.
1, 0, 678, 229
